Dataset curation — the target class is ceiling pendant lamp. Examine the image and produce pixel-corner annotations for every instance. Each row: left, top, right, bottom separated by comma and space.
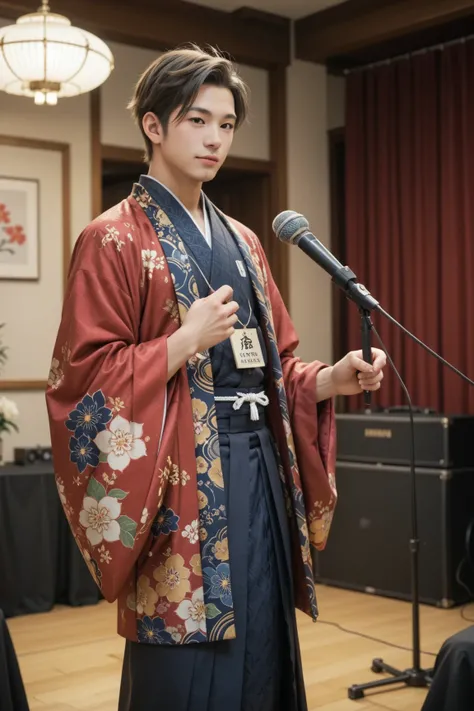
0, 1, 114, 105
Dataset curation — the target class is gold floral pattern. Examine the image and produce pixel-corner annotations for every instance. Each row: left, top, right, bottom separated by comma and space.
137, 575, 159, 616
163, 298, 179, 323
100, 224, 133, 252
208, 460, 224, 489
197, 490, 208, 509
153, 554, 191, 603
191, 399, 211, 445
214, 537, 229, 561
108, 397, 125, 415
160, 456, 190, 486
190, 553, 202, 576
196, 456, 208, 475
309, 509, 334, 547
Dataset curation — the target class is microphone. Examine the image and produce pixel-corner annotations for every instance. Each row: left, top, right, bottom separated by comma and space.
272, 210, 377, 407
272, 210, 379, 312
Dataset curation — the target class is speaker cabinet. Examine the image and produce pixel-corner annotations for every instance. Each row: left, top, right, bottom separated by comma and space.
313, 462, 474, 607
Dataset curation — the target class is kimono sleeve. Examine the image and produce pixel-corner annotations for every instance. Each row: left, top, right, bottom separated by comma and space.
258, 242, 337, 550
45, 223, 169, 601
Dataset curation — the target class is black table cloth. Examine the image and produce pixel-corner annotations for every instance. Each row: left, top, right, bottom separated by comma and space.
0, 609, 29, 711
421, 626, 474, 711
0, 462, 100, 618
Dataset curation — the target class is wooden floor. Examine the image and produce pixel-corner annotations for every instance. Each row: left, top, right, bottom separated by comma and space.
7, 584, 474, 711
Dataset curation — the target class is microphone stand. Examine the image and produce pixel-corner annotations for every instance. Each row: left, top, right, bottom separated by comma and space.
359, 308, 373, 411
328, 266, 474, 701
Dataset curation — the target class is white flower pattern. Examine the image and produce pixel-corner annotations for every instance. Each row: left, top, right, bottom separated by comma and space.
181, 519, 199, 544
48, 357, 64, 390
79, 495, 122, 546
142, 249, 165, 280
94, 415, 147, 472
176, 587, 206, 635
101, 225, 124, 251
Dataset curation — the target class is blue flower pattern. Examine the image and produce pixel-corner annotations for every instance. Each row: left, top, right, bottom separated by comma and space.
203, 563, 233, 608
69, 434, 100, 473
151, 506, 180, 537
66, 390, 112, 439
137, 616, 174, 645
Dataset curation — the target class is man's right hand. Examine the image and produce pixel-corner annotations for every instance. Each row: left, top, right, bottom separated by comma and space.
181, 285, 239, 354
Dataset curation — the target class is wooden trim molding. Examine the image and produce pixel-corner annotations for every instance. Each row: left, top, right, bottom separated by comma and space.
0, 0, 290, 68
91, 88, 102, 219
0, 134, 70, 392
295, 0, 474, 67
0, 380, 46, 391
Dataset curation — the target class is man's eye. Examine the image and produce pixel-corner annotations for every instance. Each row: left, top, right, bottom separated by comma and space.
222, 123, 235, 130
190, 117, 204, 124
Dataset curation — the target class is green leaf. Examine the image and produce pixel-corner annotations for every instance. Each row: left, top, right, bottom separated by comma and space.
86, 477, 106, 502
108, 488, 128, 500
120, 529, 135, 548
118, 515, 137, 532
205, 603, 221, 620
118, 515, 137, 549
99, 452, 108, 463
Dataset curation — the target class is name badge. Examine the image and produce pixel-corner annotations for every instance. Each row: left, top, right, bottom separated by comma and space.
230, 328, 266, 369
235, 260, 247, 278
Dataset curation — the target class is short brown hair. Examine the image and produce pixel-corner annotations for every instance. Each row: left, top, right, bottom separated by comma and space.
128, 44, 249, 163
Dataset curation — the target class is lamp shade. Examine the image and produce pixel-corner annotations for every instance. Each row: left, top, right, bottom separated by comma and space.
0, 2, 114, 104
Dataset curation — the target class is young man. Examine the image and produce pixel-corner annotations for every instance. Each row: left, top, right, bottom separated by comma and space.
46, 45, 386, 711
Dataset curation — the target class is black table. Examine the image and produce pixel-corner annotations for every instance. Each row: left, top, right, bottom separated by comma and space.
0, 462, 100, 618
0, 609, 29, 711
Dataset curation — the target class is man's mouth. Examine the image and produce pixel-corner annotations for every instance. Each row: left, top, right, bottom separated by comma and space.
198, 156, 219, 164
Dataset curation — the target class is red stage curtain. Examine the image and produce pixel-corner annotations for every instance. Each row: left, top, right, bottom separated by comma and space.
345, 42, 474, 414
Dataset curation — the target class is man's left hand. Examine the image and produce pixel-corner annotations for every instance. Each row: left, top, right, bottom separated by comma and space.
331, 348, 387, 397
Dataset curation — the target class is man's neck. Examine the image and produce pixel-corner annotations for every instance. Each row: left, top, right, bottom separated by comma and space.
148, 160, 201, 214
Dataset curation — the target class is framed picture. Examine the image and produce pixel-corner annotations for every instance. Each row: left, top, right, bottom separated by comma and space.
0, 176, 39, 281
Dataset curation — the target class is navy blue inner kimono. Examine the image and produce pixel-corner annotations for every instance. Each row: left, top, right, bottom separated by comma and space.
118, 176, 307, 711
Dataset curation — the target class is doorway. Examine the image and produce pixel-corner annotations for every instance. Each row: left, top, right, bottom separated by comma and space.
100, 148, 286, 301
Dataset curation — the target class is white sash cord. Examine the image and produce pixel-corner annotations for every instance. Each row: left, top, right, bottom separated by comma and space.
214, 392, 269, 421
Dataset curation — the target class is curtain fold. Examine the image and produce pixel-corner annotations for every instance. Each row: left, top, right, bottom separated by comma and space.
345, 42, 474, 414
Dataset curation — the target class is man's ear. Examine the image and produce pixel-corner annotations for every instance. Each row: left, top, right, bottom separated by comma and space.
142, 112, 164, 147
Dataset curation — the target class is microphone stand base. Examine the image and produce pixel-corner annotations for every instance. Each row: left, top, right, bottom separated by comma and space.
348, 659, 434, 700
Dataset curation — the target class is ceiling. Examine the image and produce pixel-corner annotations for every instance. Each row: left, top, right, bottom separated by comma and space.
186, 0, 347, 20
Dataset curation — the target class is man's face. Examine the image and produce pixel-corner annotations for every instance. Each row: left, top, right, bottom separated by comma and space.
157, 84, 236, 183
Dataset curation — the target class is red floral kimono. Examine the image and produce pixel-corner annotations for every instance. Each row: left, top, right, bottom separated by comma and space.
45, 182, 337, 645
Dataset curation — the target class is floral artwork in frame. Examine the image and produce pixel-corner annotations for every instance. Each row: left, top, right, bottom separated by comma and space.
0, 176, 39, 281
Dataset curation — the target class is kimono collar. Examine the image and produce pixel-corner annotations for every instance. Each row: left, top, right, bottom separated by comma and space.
139, 175, 211, 248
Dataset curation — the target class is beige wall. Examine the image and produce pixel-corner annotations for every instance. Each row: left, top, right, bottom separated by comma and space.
287, 60, 332, 365
101, 42, 270, 160
0, 16, 91, 461
0, 27, 337, 461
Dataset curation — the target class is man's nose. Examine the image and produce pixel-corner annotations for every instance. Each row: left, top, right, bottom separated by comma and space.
204, 125, 222, 148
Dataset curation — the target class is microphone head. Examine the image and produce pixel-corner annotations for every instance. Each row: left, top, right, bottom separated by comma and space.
272, 210, 309, 245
